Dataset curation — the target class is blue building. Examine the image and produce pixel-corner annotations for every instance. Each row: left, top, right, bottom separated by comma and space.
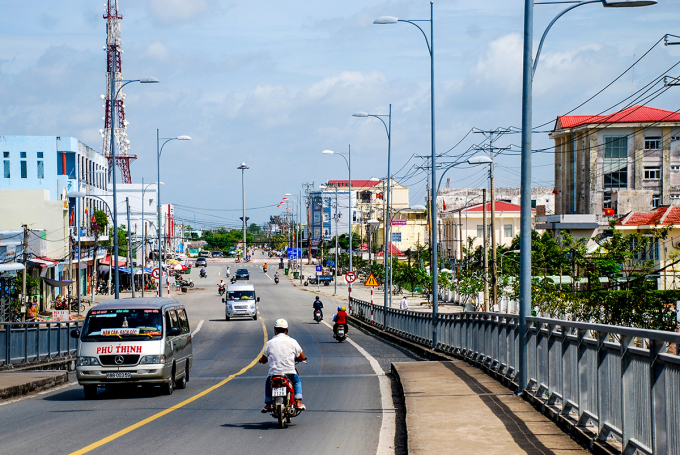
0, 136, 109, 303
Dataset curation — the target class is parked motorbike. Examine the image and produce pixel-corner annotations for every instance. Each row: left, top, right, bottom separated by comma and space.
176, 276, 194, 288
96, 282, 109, 295
314, 309, 323, 323
267, 362, 306, 428
218, 284, 226, 296
334, 324, 347, 342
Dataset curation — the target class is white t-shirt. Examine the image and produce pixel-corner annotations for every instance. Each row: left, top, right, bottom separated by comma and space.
400, 297, 408, 310
263, 333, 303, 376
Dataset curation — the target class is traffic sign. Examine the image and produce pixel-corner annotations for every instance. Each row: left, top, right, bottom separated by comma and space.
345, 272, 357, 284
364, 273, 380, 287
151, 268, 160, 279
315, 265, 322, 273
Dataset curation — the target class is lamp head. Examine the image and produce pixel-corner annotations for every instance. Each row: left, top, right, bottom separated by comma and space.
374, 16, 398, 24
467, 156, 493, 165
602, 0, 656, 6
139, 77, 159, 83
409, 205, 426, 211
322, 150, 334, 155
177, 135, 191, 140
352, 112, 369, 117
67, 191, 87, 198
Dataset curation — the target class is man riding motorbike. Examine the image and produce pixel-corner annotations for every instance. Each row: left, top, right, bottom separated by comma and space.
274, 271, 279, 284
259, 319, 307, 412
333, 306, 349, 336
312, 296, 324, 320
200, 267, 207, 278
263, 263, 268, 273
226, 266, 231, 277
217, 279, 226, 295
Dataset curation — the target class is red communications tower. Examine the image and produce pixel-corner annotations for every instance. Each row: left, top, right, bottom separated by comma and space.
102, 0, 135, 183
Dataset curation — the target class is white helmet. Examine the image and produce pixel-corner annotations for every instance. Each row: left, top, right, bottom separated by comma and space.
274, 318, 288, 329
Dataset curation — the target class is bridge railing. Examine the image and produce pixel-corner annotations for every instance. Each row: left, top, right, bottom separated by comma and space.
1, 321, 82, 367
350, 299, 680, 455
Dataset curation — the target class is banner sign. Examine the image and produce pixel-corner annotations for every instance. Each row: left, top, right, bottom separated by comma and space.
391, 219, 407, 226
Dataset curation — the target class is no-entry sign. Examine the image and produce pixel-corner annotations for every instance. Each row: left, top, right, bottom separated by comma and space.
151, 268, 160, 279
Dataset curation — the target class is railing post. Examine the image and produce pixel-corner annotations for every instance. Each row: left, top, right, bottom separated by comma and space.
620, 334, 634, 454
650, 339, 668, 454
23, 322, 28, 363
596, 330, 607, 441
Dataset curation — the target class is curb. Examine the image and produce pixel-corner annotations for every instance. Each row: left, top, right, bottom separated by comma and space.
0, 371, 69, 401
390, 363, 409, 455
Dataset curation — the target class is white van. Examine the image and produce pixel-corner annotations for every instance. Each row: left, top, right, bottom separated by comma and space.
71, 298, 192, 398
223, 283, 259, 320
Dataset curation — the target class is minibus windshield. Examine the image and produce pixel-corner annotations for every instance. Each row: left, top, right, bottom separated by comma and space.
228, 290, 255, 300
82, 309, 163, 341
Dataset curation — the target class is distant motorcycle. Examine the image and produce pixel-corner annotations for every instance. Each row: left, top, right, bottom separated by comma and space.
274, 276, 279, 285
314, 309, 323, 323
199, 269, 207, 279
334, 324, 347, 342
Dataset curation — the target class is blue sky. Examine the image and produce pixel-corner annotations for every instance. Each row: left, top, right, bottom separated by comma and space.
1, 0, 679, 227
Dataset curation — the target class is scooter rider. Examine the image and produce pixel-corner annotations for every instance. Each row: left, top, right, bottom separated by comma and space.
312, 296, 324, 319
259, 319, 307, 412
274, 271, 280, 283
200, 267, 207, 277
226, 266, 231, 277
217, 278, 225, 290
333, 306, 349, 336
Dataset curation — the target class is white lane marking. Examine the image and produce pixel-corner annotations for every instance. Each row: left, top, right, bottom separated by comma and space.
192, 319, 204, 337
265, 272, 273, 281
321, 320, 395, 455
0, 380, 77, 407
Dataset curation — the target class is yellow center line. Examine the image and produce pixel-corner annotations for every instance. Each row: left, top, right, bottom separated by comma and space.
70, 317, 268, 455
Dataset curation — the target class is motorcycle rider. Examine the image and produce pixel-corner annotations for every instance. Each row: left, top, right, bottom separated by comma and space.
263, 263, 268, 273
274, 271, 279, 283
333, 306, 349, 336
217, 278, 226, 293
312, 296, 324, 320
226, 266, 231, 277
259, 319, 307, 412
200, 267, 207, 277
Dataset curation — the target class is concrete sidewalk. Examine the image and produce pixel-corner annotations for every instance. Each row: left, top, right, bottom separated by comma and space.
0, 370, 69, 400
392, 361, 588, 455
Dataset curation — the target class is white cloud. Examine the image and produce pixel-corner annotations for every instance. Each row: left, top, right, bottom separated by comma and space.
145, 41, 169, 60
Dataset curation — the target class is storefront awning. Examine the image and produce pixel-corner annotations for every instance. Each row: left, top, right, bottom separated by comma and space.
118, 267, 132, 274
29, 257, 59, 267
0, 263, 25, 272
43, 278, 73, 288
99, 255, 126, 266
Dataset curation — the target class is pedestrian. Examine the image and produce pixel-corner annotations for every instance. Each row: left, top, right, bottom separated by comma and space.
400, 296, 408, 310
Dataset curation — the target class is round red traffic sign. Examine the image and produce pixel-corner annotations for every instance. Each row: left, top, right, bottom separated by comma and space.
345, 272, 357, 283
151, 268, 160, 279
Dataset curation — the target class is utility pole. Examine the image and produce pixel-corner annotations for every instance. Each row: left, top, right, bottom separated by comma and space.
22, 224, 29, 321
483, 188, 489, 311
474, 127, 510, 310
302, 181, 315, 264
126, 197, 135, 298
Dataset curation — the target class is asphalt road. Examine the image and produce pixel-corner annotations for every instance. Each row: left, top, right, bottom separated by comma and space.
0, 259, 419, 455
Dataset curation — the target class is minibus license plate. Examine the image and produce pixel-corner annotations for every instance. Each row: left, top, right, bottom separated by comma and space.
106, 372, 131, 379
272, 387, 287, 397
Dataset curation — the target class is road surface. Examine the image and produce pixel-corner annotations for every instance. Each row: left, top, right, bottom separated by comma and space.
0, 260, 418, 454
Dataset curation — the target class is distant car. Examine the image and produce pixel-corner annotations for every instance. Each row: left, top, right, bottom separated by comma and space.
212, 251, 223, 258
195, 257, 208, 267
235, 268, 250, 281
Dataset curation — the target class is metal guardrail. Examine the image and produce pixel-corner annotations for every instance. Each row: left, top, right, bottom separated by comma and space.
1, 321, 82, 367
350, 299, 680, 455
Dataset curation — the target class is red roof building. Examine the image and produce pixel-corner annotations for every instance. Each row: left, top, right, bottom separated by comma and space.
550, 105, 680, 217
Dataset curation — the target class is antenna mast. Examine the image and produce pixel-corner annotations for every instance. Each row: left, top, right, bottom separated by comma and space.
103, 0, 135, 183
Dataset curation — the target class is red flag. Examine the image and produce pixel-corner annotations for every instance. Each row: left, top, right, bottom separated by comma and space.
443, 199, 447, 211
91, 212, 96, 224
69, 208, 75, 226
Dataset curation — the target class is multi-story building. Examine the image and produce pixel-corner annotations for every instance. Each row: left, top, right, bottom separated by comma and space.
0, 136, 108, 305
550, 105, 680, 216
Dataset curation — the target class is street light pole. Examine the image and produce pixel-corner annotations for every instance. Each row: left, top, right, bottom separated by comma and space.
238, 163, 249, 261
374, 3, 437, 347
517, 0, 655, 393
156, 131, 191, 297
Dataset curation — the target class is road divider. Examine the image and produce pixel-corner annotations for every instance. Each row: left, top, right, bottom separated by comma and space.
70, 317, 268, 455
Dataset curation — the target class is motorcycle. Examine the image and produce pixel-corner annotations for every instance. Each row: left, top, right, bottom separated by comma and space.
263, 264, 268, 273
96, 282, 109, 295
230, 276, 237, 284
199, 269, 207, 279
176, 277, 194, 288
334, 324, 347, 342
314, 309, 322, 323
218, 284, 226, 296
226, 269, 231, 277
274, 276, 279, 285
267, 361, 306, 428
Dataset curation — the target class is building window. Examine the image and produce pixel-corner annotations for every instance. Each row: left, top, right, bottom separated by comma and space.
37, 152, 43, 158
3, 160, 9, 178
37, 160, 44, 179
644, 137, 661, 150
3, 152, 8, 158
20, 160, 27, 178
476, 225, 491, 238
644, 167, 661, 180
603, 135, 628, 190
652, 195, 661, 208
504, 224, 513, 238
20, 151, 26, 158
